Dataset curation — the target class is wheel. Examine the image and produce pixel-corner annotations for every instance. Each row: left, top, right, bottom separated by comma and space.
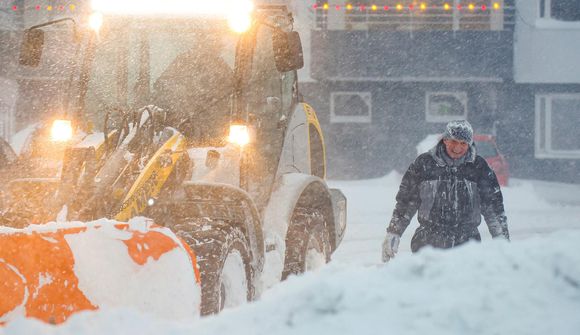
282, 207, 331, 280
174, 221, 252, 316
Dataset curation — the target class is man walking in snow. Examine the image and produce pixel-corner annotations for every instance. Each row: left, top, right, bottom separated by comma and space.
382, 120, 509, 262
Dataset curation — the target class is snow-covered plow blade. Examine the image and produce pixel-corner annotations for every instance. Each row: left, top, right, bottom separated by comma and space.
0, 219, 201, 325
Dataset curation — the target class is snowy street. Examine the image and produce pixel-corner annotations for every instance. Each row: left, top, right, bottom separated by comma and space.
1, 0, 580, 333
3, 174, 580, 335
331, 173, 580, 265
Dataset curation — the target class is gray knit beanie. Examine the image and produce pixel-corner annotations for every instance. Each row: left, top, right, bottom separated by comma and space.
442, 120, 473, 144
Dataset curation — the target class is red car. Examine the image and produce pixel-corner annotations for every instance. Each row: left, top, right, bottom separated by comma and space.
473, 134, 509, 186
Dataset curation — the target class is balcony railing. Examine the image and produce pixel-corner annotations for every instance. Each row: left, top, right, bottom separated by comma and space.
311, 1, 515, 31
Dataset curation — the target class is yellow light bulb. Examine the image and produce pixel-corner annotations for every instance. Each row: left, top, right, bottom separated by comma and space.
228, 124, 250, 146
444, 3, 450, 10
323, 3, 329, 10
372, 4, 377, 11
396, 3, 403, 11
89, 12, 103, 31
228, 14, 251, 33
51, 120, 73, 142
493, 2, 501, 10
468, 3, 475, 10
227, 0, 253, 33
420, 3, 426, 10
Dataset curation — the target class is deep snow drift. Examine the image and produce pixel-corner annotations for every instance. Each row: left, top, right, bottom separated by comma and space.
2, 174, 580, 335
4, 230, 580, 335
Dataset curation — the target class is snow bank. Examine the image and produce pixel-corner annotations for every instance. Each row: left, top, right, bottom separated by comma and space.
4, 230, 579, 335
194, 231, 580, 335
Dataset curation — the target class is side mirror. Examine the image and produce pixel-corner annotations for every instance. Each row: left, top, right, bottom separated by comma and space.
19, 29, 45, 67
272, 31, 304, 72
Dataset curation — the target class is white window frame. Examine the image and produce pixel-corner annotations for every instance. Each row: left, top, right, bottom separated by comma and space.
539, 0, 552, 19
535, 93, 580, 159
538, 0, 580, 22
425, 91, 468, 123
330, 91, 372, 123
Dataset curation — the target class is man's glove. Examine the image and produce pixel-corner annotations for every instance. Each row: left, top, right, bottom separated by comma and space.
382, 232, 400, 263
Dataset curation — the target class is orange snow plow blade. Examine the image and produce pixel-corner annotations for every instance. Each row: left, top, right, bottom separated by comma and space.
0, 220, 201, 325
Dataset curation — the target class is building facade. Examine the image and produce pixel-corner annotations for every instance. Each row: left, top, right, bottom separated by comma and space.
299, 0, 579, 183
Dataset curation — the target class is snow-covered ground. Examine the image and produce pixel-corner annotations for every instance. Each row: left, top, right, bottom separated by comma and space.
331, 172, 580, 265
3, 174, 580, 334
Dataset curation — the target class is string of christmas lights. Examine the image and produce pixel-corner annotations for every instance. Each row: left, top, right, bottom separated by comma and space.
313, 2, 503, 11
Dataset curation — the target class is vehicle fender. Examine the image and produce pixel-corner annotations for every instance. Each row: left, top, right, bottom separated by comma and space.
276, 103, 310, 177
180, 182, 265, 277
260, 173, 340, 289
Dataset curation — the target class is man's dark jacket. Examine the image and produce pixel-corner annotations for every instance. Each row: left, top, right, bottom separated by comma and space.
387, 141, 509, 252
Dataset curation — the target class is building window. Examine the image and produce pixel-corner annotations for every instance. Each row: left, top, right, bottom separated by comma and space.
426, 91, 468, 123
330, 92, 372, 123
535, 94, 580, 159
539, 0, 580, 21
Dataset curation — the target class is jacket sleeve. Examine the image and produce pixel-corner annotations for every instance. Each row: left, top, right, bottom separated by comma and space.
387, 159, 422, 236
478, 159, 510, 240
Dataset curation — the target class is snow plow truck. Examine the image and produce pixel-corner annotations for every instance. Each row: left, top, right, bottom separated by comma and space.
0, 0, 347, 324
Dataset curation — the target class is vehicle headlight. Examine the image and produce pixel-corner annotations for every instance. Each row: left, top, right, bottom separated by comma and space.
89, 12, 103, 32
228, 13, 252, 33
50, 119, 73, 142
228, 124, 250, 146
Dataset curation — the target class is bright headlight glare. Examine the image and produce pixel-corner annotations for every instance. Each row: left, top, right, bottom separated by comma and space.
89, 12, 103, 31
228, 13, 252, 33
51, 119, 73, 142
91, 0, 253, 33
228, 124, 250, 146
91, 0, 253, 18
228, 0, 253, 33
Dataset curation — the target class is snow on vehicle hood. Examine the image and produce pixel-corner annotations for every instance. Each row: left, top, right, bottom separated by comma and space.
3, 229, 580, 335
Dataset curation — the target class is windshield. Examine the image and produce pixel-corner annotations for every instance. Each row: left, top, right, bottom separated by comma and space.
83, 18, 237, 145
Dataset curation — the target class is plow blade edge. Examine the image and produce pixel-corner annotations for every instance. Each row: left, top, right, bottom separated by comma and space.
0, 219, 201, 325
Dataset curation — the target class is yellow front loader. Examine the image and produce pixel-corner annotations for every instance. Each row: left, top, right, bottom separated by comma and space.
0, 0, 347, 324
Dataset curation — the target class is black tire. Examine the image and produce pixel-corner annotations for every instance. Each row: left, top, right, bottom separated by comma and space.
282, 207, 331, 280
174, 221, 252, 316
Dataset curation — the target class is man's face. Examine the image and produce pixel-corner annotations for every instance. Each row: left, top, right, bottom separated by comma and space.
443, 139, 469, 159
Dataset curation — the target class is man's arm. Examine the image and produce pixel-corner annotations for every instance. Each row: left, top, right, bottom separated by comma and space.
387, 159, 422, 236
478, 159, 510, 240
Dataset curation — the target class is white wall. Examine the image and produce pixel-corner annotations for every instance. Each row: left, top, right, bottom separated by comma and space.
514, 0, 580, 84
